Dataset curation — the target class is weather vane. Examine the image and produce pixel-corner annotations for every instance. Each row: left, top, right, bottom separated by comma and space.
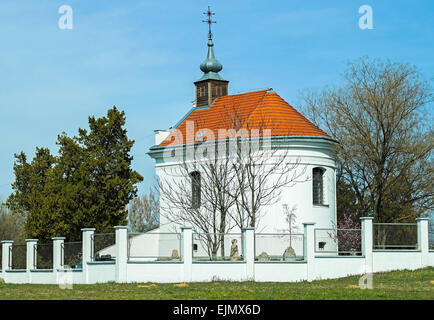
202, 6, 216, 40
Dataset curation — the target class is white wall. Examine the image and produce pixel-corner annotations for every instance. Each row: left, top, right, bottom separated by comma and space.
191, 263, 247, 282
156, 138, 337, 235
56, 269, 84, 284
127, 262, 183, 283
373, 251, 422, 272
254, 263, 307, 282
4, 252, 431, 285
29, 271, 56, 284
313, 257, 365, 280
429, 251, 434, 266
257, 147, 337, 233
87, 263, 116, 284
4, 271, 28, 284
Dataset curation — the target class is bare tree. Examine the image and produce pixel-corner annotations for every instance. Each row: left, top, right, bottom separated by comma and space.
158, 139, 239, 259
0, 201, 26, 244
220, 106, 308, 228
158, 104, 307, 258
280, 204, 299, 248
128, 189, 159, 233
300, 57, 434, 222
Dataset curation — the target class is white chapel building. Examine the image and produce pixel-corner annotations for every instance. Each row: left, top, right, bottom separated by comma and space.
146, 26, 338, 259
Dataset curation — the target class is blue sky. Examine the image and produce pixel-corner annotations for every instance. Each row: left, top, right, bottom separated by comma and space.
0, 0, 433, 200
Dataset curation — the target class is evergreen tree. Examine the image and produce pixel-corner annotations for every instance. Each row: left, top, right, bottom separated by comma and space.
7, 107, 143, 242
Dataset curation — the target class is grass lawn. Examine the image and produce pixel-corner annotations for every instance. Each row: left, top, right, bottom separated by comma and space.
0, 267, 433, 300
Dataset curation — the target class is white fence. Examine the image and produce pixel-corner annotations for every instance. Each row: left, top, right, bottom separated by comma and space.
1, 218, 433, 284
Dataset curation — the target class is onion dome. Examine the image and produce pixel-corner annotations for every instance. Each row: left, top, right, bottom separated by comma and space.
197, 39, 226, 81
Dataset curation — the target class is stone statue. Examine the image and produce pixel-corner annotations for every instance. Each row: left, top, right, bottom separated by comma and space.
230, 239, 239, 260
282, 247, 296, 261
257, 252, 270, 261
171, 249, 180, 261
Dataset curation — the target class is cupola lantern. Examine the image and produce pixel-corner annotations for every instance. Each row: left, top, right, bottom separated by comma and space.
194, 6, 229, 107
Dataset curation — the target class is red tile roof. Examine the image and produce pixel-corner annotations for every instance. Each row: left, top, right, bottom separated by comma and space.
160, 89, 330, 146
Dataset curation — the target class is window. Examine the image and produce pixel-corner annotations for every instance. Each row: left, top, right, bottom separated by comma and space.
212, 86, 223, 97
198, 86, 206, 97
190, 171, 201, 209
193, 244, 198, 251
313, 167, 325, 205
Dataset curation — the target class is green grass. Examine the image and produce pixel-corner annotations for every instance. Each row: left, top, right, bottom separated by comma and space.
0, 267, 433, 300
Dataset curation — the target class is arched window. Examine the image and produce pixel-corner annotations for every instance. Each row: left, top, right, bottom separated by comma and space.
313, 167, 325, 205
190, 171, 201, 209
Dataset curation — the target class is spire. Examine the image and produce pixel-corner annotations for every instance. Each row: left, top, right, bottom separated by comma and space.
198, 6, 225, 81
194, 7, 229, 107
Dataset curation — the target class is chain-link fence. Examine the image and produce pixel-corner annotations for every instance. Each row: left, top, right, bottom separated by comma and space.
34, 243, 53, 269
192, 233, 244, 262
10, 244, 26, 269
255, 233, 304, 261
314, 228, 362, 255
92, 233, 116, 261
128, 232, 182, 261
373, 223, 418, 250
62, 241, 82, 268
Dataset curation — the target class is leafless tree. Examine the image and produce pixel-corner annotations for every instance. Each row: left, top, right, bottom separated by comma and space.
280, 204, 299, 248
300, 56, 434, 222
220, 106, 308, 229
0, 201, 26, 244
158, 136, 239, 258
158, 104, 308, 258
128, 189, 159, 233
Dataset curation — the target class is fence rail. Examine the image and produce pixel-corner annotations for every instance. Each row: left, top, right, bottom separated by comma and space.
255, 233, 304, 261
193, 233, 244, 261
314, 228, 362, 255
62, 241, 82, 268
34, 243, 53, 269
373, 223, 418, 250
128, 232, 182, 261
92, 233, 116, 261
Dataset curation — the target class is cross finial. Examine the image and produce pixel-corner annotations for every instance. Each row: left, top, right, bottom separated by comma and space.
202, 6, 216, 41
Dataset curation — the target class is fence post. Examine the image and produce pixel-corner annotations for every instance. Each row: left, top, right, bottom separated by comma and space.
52, 237, 65, 283
416, 217, 429, 268
303, 222, 316, 281
26, 239, 38, 283
181, 226, 192, 282
242, 227, 255, 280
114, 226, 128, 283
1, 240, 13, 282
81, 228, 95, 284
361, 217, 374, 274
